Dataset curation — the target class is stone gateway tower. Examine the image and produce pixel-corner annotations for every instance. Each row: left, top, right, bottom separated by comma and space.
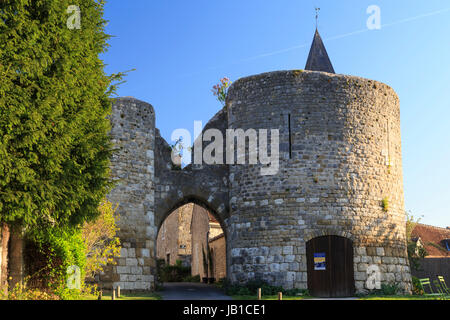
101, 29, 412, 297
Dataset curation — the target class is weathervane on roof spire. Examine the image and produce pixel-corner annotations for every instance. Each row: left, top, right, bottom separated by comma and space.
315, 7, 320, 30
305, 7, 335, 74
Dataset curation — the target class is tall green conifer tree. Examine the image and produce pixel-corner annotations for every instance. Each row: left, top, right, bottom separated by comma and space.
0, 1, 118, 238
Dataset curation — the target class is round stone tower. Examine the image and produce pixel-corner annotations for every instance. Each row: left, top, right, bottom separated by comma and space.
226, 69, 411, 295
103, 97, 157, 291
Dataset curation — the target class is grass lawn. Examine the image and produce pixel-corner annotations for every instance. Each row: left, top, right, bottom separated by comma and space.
232, 295, 311, 300
358, 295, 449, 300
81, 292, 162, 300
79, 293, 447, 300
232, 294, 448, 300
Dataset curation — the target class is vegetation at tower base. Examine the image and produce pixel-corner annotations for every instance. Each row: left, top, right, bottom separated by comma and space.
0, 0, 124, 296
2, 200, 121, 300
405, 212, 428, 272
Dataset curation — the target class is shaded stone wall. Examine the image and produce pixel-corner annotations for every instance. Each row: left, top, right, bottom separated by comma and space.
178, 204, 194, 258
190, 205, 210, 278
226, 70, 411, 293
209, 234, 226, 280
156, 202, 226, 277
156, 203, 193, 266
156, 209, 179, 265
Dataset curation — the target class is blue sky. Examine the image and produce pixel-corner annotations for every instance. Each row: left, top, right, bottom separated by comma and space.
101, 0, 450, 227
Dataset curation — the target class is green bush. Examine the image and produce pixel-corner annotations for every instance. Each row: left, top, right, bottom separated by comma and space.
158, 262, 191, 283
411, 276, 424, 295
237, 287, 252, 296
366, 282, 401, 296
183, 275, 201, 283
220, 278, 308, 297
214, 277, 227, 289
25, 226, 87, 291
380, 282, 400, 295
407, 242, 428, 271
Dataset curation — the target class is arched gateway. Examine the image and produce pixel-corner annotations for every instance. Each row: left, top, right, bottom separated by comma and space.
100, 30, 413, 296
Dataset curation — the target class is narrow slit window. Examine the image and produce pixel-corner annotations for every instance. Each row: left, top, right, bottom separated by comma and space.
288, 113, 292, 159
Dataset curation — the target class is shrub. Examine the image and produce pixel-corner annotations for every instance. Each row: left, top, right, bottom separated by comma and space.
82, 201, 121, 281
158, 262, 191, 282
366, 282, 401, 296
214, 277, 227, 289
0, 281, 60, 300
15, 200, 120, 299
236, 286, 252, 296
411, 276, 424, 295
382, 198, 389, 212
380, 282, 400, 295
407, 242, 428, 271
26, 225, 87, 295
0, 266, 100, 300
220, 278, 308, 297
183, 275, 201, 283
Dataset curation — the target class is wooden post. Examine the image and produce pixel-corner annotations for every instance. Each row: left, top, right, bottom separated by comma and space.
257, 288, 262, 300
112, 288, 116, 300
98, 290, 102, 300
278, 292, 283, 301
117, 285, 121, 298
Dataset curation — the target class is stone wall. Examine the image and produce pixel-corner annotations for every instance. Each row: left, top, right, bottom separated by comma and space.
190, 205, 210, 278
209, 234, 227, 280
208, 215, 223, 240
102, 97, 156, 291
153, 108, 230, 230
156, 208, 180, 265
178, 204, 194, 258
226, 70, 411, 293
155, 202, 226, 277
156, 203, 194, 265
152, 106, 230, 280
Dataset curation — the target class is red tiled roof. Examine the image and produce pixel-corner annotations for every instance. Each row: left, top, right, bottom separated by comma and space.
208, 212, 219, 223
411, 224, 450, 258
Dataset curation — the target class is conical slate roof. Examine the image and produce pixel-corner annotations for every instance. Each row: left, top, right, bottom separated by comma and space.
305, 29, 335, 73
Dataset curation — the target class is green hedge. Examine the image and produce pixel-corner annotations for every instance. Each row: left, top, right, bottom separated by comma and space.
217, 278, 308, 297
158, 260, 192, 282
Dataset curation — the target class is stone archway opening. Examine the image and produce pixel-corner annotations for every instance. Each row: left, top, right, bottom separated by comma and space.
156, 201, 227, 286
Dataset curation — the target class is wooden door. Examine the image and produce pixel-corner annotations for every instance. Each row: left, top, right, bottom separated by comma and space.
306, 236, 355, 297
